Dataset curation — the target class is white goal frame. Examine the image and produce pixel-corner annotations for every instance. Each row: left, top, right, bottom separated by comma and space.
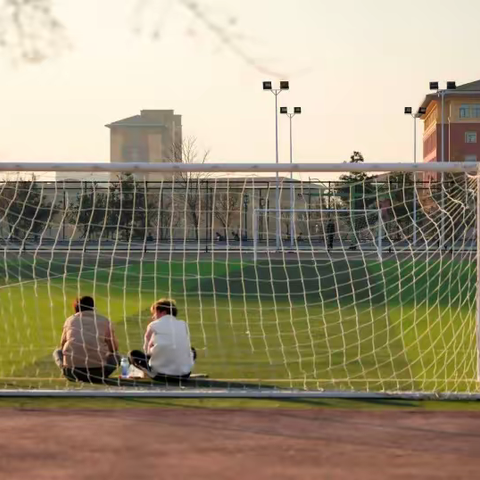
253, 208, 384, 261
0, 161, 479, 399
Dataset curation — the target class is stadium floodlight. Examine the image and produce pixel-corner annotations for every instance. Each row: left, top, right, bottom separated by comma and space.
405, 106, 426, 118
447, 81, 457, 90
263, 81, 291, 249
281, 107, 302, 117
430, 81, 439, 90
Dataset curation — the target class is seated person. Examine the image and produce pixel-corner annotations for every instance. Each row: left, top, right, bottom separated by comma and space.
129, 298, 195, 380
53, 296, 120, 383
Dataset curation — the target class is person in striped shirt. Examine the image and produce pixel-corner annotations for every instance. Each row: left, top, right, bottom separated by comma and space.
53, 296, 121, 383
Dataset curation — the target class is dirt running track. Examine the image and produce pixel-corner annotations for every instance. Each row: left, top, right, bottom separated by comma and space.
1, 409, 480, 479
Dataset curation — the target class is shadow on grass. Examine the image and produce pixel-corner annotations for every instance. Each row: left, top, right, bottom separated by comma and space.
98, 379, 423, 410
86, 396, 421, 411
102, 376, 280, 391
346, 398, 420, 408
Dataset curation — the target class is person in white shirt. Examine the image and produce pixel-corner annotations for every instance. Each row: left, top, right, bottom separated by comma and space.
129, 298, 195, 379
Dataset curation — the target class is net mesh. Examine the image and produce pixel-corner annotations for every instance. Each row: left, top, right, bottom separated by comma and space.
0, 169, 478, 394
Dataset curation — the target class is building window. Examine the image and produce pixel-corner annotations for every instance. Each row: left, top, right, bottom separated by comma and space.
465, 155, 477, 162
465, 132, 477, 143
122, 146, 146, 162
460, 105, 470, 118
460, 104, 480, 118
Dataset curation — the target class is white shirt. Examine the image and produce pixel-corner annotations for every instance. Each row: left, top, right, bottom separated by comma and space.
144, 315, 194, 376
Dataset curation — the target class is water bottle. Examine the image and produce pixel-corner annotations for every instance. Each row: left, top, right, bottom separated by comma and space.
121, 357, 130, 378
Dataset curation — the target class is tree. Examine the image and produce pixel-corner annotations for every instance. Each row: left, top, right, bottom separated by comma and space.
381, 172, 417, 242
66, 182, 108, 240
107, 173, 152, 241
213, 188, 241, 240
170, 136, 210, 241
336, 152, 376, 208
0, 175, 56, 242
338, 151, 370, 185
150, 190, 175, 241
335, 151, 377, 241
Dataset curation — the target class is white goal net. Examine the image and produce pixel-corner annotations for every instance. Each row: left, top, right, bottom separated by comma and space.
0, 162, 479, 397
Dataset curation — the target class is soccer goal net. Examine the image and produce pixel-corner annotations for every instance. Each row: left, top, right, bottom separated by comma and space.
0, 162, 479, 398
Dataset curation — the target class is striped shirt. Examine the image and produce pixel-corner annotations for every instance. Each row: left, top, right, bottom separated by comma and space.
61, 311, 118, 368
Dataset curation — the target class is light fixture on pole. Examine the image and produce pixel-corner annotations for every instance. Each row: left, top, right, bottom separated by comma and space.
281, 106, 302, 248
263, 80, 290, 250
404, 106, 426, 247
404, 106, 426, 163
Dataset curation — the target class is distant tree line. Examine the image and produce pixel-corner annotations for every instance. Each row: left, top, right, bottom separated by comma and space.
0, 152, 470, 246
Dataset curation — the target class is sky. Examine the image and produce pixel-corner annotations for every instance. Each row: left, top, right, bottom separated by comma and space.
0, 0, 480, 169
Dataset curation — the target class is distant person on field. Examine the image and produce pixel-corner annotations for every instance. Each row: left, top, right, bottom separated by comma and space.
326, 218, 336, 250
129, 298, 195, 379
53, 296, 120, 383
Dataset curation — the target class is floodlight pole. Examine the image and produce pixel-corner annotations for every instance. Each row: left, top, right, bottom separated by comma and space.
282, 108, 302, 248
264, 81, 289, 249
441, 90, 446, 250
413, 115, 418, 247
289, 114, 294, 248
405, 109, 422, 246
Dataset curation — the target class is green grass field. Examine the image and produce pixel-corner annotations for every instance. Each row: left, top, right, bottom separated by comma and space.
0, 253, 477, 393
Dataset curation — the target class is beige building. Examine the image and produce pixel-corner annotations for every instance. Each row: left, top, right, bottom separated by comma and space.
106, 110, 183, 172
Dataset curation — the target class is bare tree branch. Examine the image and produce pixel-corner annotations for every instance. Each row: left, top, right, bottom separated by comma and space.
213, 187, 240, 239
0, 0, 68, 63
175, 0, 284, 77
134, 0, 284, 77
169, 135, 210, 241
0, 0, 283, 77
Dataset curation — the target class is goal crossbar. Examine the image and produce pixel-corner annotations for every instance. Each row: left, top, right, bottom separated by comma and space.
0, 161, 478, 173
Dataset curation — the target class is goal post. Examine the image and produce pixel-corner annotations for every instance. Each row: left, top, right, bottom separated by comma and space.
253, 208, 384, 261
0, 161, 479, 398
